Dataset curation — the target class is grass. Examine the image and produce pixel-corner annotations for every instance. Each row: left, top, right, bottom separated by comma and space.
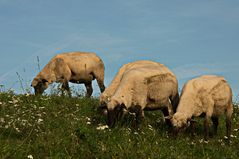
0, 92, 239, 159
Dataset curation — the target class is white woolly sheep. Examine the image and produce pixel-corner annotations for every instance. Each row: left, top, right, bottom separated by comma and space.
31, 52, 105, 97
100, 60, 163, 104
99, 60, 177, 114
105, 63, 179, 127
170, 75, 233, 140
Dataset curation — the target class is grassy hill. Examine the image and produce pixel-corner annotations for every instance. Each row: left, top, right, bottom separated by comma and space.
0, 92, 238, 158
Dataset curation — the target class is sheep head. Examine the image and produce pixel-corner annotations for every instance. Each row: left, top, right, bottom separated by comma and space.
165, 113, 189, 136
31, 78, 49, 95
171, 113, 188, 128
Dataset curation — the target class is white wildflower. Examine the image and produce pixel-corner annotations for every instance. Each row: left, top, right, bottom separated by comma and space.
73, 117, 80, 121
27, 155, 33, 159
36, 114, 42, 117
230, 134, 237, 138
199, 139, 209, 144
233, 129, 238, 132
96, 125, 109, 130
0, 102, 2, 105
134, 131, 139, 135
21, 119, 27, 126
8, 101, 13, 104
224, 136, 228, 139
0, 118, 5, 123
101, 144, 106, 151
13, 99, 18, 104
148, 124, 153, 131
86, 117, 91, 121
204, 140, 209, 144
76, 104, 79, 106
218, 139, 223, 143
86, 121, 91, 125
37, 118, 43, 123
25, 93, 30, 97
199, 139, 204, 143
15, 127, 20, 132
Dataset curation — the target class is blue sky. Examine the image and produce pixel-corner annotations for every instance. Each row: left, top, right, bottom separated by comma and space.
0, 0, 239, 99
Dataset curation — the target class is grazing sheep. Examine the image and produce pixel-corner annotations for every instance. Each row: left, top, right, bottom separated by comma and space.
100, 60, 162, 102
170, 75, 233, 140
105, 62, 179, 127
99, 60, 178, 112
31, 52, 105, 97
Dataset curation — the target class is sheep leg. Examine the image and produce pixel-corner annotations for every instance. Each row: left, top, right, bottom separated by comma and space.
162, 100, 173, 127
135, 105, 143, 128
204, 116, 210, 140
162, 108, 172, 127
93, 71, 105, 93
84, 82, 93, 97
226, 116, 232, 140
226, 102, 233, 140
96, 78, 105, 93
107, 108, 116, 127
190, 118, 196, 137
211, 117, 218, 136
203, 100, 214, 140
170, 93, 179, 113
62, 81, 71, 97
115, 105, 124, 121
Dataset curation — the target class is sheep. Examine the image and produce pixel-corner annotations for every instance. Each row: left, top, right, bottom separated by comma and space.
31, 52, 105, 97
99, 60, 178, 113
105, 63, 179, 127
170, 75, 233, 140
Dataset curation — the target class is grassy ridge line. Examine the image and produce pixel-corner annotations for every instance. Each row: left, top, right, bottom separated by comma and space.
0, 92, 238, 159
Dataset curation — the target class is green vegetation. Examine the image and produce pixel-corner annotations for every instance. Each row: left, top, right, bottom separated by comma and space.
0, 92, 238, 159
